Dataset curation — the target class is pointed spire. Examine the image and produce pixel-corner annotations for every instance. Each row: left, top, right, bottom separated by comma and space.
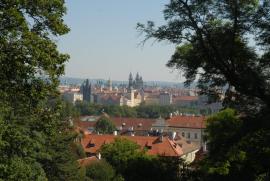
129, 72, 133, 80
136, 72, 140, 81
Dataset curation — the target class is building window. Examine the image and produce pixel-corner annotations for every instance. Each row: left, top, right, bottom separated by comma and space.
194, 133, 198, 139
187, 132, 190, 139
182, 132, 185, 137
87, 143, 95, 148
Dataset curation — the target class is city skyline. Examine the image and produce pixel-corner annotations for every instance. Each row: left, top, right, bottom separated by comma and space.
58, 0, 185, 82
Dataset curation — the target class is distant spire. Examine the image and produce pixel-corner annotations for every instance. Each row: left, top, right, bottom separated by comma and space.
136, 72, 140, 80
129, 72, 133, 80
128, 72, 133, 89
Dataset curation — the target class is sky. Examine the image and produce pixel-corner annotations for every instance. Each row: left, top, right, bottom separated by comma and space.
58, 0, 184, 82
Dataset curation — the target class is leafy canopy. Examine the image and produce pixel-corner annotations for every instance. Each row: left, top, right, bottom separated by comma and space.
94, 116, 116, 134
100, 137, 192, 181
137, 0, 270, 180
0, 0, 81, 180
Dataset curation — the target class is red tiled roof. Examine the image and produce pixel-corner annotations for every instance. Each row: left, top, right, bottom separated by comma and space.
76, 117, 155, 132
77, 121, 96, 128
81, 135, 183, 157
77, 156, 99, 167
166, 115, 206, 129
111, 117, 155, 131
173, 96, 198, 101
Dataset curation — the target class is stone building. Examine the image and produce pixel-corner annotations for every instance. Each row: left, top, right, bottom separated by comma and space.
81, 79, 92, 102
128, 72, 143, 90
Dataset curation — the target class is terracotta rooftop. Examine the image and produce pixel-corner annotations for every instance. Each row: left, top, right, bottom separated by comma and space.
112, 117, 155, 131
81, 134, 183, 157
174, 136, 200, 154
173, 96, 198, 102
76, 117, 155, 133
77, 156, 99, 167
166, 115, 206, 129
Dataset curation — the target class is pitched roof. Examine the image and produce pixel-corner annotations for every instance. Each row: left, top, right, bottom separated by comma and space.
77, 156, 99, 167
111, 117, 155, 131
174, 136, 200, 154
81, 134, 183, 157
166, 115, 206, 129
173, 96, 198, 102
76, 117, 155, 132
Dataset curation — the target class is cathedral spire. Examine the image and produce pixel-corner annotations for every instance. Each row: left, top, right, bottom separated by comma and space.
128, 72, 133, 89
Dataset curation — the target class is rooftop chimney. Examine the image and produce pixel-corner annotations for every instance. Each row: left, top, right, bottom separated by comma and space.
97, 153, 101, 160
172, 132, 176, 140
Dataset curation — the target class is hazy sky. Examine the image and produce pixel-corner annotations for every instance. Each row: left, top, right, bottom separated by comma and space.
58, 0, 184, 82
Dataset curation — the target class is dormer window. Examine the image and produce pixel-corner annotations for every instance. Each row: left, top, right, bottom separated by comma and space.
87, 143, 95, 148
145, 142, 152, 149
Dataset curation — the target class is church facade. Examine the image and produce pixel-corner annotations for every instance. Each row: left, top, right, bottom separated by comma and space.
128, 72, 144, 89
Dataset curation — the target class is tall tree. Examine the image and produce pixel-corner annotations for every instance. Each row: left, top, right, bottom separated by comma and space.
138, 0, 270, 180
94, 116, 116, 134
100, 138, 192, 181
0, 0, 80, 180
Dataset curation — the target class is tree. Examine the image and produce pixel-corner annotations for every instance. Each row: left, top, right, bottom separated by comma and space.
0, 0, 80, 180
85, 160, 123, 181
137, 0, 270, 111
137, 0, 270, 180
61, 99, 80, 119
100, 138, 143, 173
100, 138, 192, 181
94, 116, 116, 134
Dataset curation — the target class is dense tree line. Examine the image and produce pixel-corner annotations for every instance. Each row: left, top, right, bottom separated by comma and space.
98, 138, 193, 181
74, 101, 208, 118
138, 0, 270, 180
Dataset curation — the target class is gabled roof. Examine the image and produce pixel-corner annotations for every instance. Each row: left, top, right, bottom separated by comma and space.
173, 96, 198, 102
76, 117, 155, 132
77, 156, 98, 167
111, 117, 155, 131
81, 135, 183, 157
166, 115, 206, 129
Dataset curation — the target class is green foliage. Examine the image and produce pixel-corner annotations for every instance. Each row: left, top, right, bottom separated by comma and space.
100, 138, 192, 181
70, 142, 86, 160
75, 101, 203, 118
100, 137, 142, 172
85, 160, 122, 181
200, 109, 270, 180
61, 99, 80, 119
138, 0, 270, 180
0, 0, 81, 180
137, 0, 270, 110
94, 116, 116, 134
205, 109, 243, 158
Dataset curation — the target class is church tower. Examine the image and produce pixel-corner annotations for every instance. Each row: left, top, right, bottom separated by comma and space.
128, 72, 133, 89
108, 78, 112, 91
81, 79, 92, 102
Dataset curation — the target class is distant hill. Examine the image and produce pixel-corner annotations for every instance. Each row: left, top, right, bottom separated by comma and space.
59, 76, 197, 88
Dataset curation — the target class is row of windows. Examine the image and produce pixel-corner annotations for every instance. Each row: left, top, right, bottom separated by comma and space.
181, 132, 198, 139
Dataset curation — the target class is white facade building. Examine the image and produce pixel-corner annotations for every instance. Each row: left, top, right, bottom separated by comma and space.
63, 92, 83, 104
